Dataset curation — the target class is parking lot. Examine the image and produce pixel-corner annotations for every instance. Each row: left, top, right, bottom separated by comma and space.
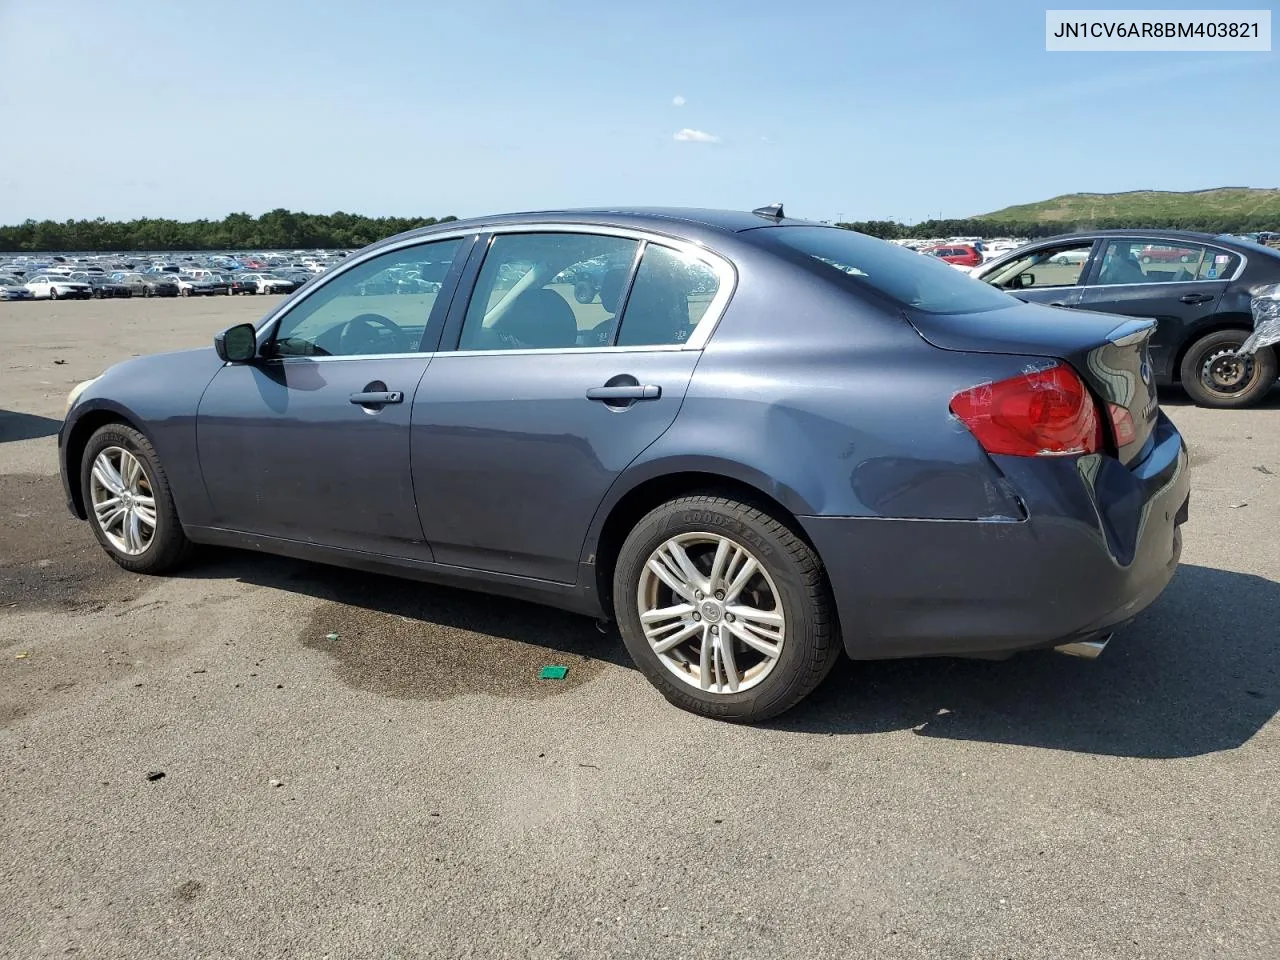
2, 297, 1278, 958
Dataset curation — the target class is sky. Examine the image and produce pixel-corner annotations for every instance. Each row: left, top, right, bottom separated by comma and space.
0, 0, 1276, 225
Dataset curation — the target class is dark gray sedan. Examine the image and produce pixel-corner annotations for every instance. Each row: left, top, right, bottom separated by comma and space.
59, 207, 1190, 721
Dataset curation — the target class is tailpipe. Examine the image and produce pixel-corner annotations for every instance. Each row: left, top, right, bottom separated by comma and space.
1054, 634, 1112, 660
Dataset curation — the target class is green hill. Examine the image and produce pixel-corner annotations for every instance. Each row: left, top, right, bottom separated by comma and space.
977, 188, 1280, 224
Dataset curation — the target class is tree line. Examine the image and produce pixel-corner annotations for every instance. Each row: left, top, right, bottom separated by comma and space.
836, 215, 1278, 240
0, 209, 458, 253
2, 208, 1275, 253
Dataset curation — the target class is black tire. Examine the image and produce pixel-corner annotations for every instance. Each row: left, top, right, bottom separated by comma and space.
80, 423, 192, 575
612, 495, 840, 723
1141, 255, 1151, 264
1179, 329, 1278, 409
180, 287, 190, 297
143, 286, 152, 298
49, 287, 58, 300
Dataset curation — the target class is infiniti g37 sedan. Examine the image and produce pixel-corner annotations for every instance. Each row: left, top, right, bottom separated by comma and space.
59, 207, 1190, 722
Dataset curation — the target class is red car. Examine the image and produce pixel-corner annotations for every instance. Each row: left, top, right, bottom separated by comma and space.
924, 244, 983, 268
1138, 245, 1198, 263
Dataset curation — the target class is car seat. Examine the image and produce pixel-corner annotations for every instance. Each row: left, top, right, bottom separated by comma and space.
584, 266, 631, 345
491, 287, 578, 349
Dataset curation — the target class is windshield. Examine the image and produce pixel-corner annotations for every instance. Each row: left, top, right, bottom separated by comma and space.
758, 226, 1014, 315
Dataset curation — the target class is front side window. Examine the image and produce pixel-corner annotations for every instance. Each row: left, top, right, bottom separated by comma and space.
271, 238, 462, 357
983, 242, 1094, 290
760, 226, 1014, 314
458, 233, 639, 351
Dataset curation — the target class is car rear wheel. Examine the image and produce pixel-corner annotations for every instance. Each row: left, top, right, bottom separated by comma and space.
49, 287, 58, 300
1179, 329, 1278, 409
613, 495, 840, 722
81, 424, 192, 574
180, 287, 190, 297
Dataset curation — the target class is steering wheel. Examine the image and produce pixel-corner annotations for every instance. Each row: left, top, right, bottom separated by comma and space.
338, 313, 409, 355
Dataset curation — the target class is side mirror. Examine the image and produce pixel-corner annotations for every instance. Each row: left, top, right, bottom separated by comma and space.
1013, 272, 1035, 289
214, 323, 258, 363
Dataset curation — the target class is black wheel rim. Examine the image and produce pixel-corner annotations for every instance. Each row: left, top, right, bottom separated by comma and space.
1199, 343, 1255, 396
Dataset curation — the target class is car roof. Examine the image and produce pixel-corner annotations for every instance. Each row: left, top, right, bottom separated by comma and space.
1029, 228, 1223, 244
376, 207, 823, 250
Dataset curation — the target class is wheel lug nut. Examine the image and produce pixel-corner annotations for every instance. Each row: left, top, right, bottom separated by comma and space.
714, 591, 724, 600
725, 613, 734, 622
694, 591, 703, 600
693, 613, 701, 621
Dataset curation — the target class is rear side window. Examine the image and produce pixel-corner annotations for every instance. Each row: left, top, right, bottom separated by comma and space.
616, 245, 720, 347
762, 226, 1013, 314
1095, 240, 1238, 285
458, 233, 639, 351
1195, 248, 1241, 281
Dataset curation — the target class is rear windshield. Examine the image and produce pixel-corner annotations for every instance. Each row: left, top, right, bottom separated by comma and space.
759, 226, 1013, 314
1216, 234, 1280, 261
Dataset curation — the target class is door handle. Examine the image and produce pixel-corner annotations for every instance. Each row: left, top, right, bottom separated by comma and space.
349, 390, 403, 405
586, 384, 661, 401
1048, 301, 1069, 307
1179, 293, 1214, 304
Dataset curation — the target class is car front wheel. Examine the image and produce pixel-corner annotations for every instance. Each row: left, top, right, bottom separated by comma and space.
1179, 329, 1278, 408
613, 495, 840, 722
81, 423, 192, 574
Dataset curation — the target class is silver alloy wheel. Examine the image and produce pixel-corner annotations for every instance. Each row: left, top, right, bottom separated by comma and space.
89, 446, 157, 556
1201, 345, 1253, 395
637, 532, 785, 694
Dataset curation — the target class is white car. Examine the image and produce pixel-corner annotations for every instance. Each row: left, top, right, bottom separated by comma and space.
1049, 249, 1091, 265
24, 275, 93, 300
171, 274, 219, 297
240, 272, 297, 294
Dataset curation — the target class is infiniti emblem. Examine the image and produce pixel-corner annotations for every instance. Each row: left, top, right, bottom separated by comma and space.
700, 600, 723, 622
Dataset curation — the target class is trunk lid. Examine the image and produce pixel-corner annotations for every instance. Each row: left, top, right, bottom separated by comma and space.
905, 301, 1159, 466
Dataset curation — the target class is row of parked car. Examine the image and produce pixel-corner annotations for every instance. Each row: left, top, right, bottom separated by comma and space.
0, 271, 315, 301
906, 231, 1280, 272
0, 248, 352, 303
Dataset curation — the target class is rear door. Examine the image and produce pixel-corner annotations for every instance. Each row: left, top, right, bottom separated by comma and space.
1076, 238, 1238, 381
977, 239, 1099, 309
411, 228, 732, 583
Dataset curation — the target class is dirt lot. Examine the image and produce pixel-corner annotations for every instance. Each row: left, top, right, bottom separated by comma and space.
2, 297, 1278, 960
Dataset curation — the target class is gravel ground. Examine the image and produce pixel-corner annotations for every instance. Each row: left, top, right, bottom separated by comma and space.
1, 297, 1277, 960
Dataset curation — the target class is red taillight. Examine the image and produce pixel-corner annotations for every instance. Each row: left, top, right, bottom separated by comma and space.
950, 363, 1102, 457
1107, 402, 1136, 446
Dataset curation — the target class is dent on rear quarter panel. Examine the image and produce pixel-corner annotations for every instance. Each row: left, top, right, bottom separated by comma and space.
616, 256, 1032, 522
69, 348, 223, 526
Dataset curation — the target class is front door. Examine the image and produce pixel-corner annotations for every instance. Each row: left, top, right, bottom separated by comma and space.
195, 236, 469, 556
411, 230, 730, 583
1077, 238, 1237, 381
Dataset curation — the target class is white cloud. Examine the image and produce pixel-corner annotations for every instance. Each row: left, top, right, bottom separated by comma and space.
672, 95, 686, 106
673, 128, 719, 144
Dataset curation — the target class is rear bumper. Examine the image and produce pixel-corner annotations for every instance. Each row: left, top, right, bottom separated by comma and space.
801, 413, 1190, 660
